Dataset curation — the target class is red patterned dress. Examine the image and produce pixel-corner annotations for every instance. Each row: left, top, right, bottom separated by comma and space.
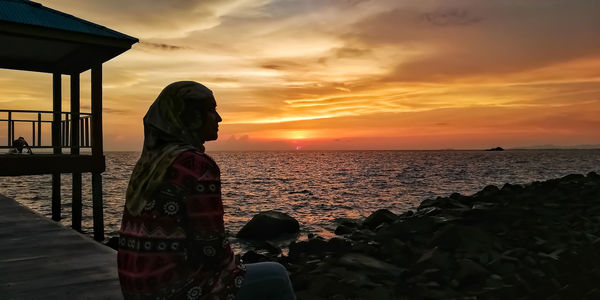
118, 150, 245, 299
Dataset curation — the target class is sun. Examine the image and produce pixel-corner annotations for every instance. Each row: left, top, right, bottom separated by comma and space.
289, 130, 308, 140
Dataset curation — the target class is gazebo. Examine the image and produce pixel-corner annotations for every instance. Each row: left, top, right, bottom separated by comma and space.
0, 0, 138, 240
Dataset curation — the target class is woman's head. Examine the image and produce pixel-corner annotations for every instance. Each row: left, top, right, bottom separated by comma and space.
143, 81, 222, 149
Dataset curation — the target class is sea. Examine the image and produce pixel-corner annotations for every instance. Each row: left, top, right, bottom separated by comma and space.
1, 150, 600, 249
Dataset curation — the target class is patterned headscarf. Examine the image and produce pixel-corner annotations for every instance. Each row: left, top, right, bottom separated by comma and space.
125, 81, 215, 215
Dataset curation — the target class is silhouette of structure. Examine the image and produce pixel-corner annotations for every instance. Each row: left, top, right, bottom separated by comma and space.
0, 0, 138, 240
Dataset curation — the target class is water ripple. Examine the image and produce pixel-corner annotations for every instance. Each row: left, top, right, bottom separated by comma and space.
1, 150, 600, 243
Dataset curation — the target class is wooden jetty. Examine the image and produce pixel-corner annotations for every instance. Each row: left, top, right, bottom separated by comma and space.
0, 0, 137, 241
0, 194, 122, 299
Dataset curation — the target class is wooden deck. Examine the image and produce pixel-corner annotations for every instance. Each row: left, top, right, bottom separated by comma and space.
0, 154, 105, 176
0, 194, 122, 299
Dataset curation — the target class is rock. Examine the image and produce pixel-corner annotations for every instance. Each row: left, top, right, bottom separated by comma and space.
289, 238, 329, 258
456, 259, 488, 283
284, 174, 600, 299
376, 216, 437, 240
334, 224, 354, 235
415, 247, 452, 271
237, 210, 300, 240
327, 237, 353, 253
363, 209, 398, 229
418, 197, 445, 209
474, 184, 500, 198
337, 253, 404, 275
431, 224, 493, 252
257, 241, 282, 254
587, 171, 600, 180
399, 210, 414, 218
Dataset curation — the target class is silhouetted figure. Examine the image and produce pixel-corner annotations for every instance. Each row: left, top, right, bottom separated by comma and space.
118, 81, 295, 299
11, 137, 32, 154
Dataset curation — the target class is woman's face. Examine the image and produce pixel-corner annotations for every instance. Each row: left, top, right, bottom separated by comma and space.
180, 86, 222, 142
199, 96, 222, 141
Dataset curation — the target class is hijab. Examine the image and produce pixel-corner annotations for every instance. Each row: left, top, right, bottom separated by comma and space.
125, 81, 214, 215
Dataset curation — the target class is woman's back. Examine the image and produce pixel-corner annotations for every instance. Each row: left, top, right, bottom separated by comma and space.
118, 150, 244, 299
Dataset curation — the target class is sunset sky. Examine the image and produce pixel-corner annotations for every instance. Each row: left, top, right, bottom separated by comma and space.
1, 0, 599, 151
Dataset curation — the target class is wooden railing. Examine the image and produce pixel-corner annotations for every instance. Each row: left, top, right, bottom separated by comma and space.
0, 109, 91, 149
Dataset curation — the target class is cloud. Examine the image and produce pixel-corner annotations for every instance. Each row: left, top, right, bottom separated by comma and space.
138, 41, 187, 51
347, 1, 600, 81
421, 8, 481, 26
6, 0, 598, 150
41, 0, 273, 38
334, 47, 371, 58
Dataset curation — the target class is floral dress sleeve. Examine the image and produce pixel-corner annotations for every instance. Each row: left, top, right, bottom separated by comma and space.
167, 150, 245, 299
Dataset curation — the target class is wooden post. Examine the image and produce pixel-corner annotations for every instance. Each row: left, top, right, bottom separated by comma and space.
31, 121, 35, 147
80, 119, 84, 147
91, 65, 104, 241
85, 117, 89, 147
65, 113, 70, 147
37, 113, 41, 147
52, 73, 62, 221
70, 74, 80, 154
10, 120, 14, 144
7, 111, 11, 145
71, 73, 82, 231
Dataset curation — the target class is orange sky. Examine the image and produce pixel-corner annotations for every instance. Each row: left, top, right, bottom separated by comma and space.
1, 0, 599, 150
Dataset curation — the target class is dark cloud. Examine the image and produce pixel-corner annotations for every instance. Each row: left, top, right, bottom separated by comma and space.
79, 104, 130, 115
334, 47, 371, 58
261, 64, 283, 70
102, 107, 132, 115
257, 60, 307, 72
139, 41, 186, 51
348, 1, 600, 81
421, 8, 481, 26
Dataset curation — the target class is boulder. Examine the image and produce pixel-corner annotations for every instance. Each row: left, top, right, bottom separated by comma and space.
363, 209, 398, 229
334, 224, 355, 235
237, 210, 300, 240
337, 253, 404, 275
327, 237, 353, 253
288, 237, 329, 258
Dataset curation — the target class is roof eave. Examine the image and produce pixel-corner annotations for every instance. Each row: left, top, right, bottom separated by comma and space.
0, 20, 138, 49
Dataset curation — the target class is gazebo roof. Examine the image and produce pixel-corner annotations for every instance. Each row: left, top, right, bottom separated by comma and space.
0, 0, 138, 74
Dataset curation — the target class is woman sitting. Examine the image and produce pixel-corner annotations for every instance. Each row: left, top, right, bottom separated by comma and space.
118, 81, 295, 300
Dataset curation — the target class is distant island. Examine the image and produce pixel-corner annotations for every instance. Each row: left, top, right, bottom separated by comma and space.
485, 146, 504, 151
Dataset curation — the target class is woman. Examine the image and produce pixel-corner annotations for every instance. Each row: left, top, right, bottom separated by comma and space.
118, 81, 295, 300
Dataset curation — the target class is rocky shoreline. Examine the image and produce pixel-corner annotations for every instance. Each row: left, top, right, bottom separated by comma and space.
239, 172, 600, 299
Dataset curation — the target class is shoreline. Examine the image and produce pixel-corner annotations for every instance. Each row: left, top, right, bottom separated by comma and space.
241, 172, 600, 299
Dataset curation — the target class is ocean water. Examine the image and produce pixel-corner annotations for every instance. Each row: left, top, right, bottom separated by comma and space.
1, 150, 600, 244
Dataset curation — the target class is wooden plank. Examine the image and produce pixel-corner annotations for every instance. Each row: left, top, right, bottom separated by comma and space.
0, 154, 105, 176
0, 194, 122, 300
